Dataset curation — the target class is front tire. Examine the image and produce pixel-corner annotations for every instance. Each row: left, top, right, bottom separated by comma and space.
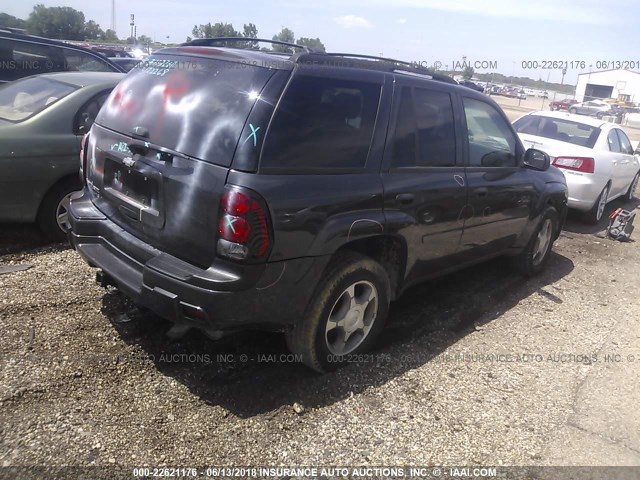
584, 184, 609, 224
624, 172, 639, 201
37, 177, 81, 242
512, 206, 558, 277
286, 252, 391, 373
596, 111, 604, 119
569, 107, 577, 114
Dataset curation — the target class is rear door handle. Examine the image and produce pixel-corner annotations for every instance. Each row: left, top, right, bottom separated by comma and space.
396, 193, 415, 205
474, 187, 489, 197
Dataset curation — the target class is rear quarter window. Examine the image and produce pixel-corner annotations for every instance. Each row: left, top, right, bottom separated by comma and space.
260, 75, 382, 172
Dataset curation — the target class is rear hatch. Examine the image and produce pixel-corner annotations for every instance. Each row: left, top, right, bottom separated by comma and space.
87, 52, 277, 267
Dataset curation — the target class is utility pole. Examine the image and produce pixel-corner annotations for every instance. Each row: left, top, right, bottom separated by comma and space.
130, 14, 135, 41
111, 0, 116, 32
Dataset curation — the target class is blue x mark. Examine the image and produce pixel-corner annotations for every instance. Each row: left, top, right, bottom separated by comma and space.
243, 123, 261, 147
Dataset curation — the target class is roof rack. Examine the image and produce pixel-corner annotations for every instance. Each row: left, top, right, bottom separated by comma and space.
181, 37, 312, 53
323, 52, 419, 69
297, 52, 458, 85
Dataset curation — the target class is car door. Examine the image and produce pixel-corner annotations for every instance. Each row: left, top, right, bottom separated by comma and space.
459, 96, 536, 257
615, 128, 640, 186
605, 129, 628, 196
381, 80, 466, 285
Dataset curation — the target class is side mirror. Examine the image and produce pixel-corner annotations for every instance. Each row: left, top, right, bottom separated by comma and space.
523, 148, 550, 171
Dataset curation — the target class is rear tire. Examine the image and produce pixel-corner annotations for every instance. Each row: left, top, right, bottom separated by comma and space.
596, 111, 604, 119
286, 252, 390, 373
37, 177, 81, 242
584, 184, 609, 225
624, 172, 639, 201
512, 206, 558, 277
569, 107, 577, 114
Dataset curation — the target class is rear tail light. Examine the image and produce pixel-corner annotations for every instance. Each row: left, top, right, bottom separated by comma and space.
552, 156, 595, 173
216, 186, 272, 262
79, 132, 89, 182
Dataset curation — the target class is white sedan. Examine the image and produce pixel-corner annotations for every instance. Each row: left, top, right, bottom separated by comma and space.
513, 111, 640, 223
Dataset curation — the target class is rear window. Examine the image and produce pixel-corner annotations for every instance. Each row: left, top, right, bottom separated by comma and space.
260, 75, 381, 171
95, 54, 275, 166
0, 76, 77, 122
513, 116, 600, 148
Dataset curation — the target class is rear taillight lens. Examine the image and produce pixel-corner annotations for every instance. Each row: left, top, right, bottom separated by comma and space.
217, 186, 271, 262
79, 132, 89, 182
552, 156, 595, 173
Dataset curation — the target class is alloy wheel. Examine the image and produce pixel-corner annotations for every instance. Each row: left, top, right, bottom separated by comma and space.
56, 192, 75, 232
532, 218, 553, 266
325, 280, 378, 355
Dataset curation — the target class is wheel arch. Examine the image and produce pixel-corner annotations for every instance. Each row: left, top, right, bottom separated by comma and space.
331, 234, 408, 301
36, 173, 82, 219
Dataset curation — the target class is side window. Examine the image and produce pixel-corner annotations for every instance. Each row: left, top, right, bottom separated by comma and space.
73, 90, 111, 134
615, 129, 634, 155
62, 48, 113, 72
261, 76, 381, 171
3, 40, 64, 81
463, 97, 517, 167
607, 130, 622, 153
391, 87, 456, 168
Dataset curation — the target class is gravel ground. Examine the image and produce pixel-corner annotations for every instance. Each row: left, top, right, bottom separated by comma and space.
1, 194, 640, 474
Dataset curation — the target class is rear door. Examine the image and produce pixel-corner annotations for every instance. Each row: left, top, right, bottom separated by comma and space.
615, 128, 639, 186
605, 128, 628, 196
381, 78, 466, 283
459, 96, 535, 255
87, 54, 282, 267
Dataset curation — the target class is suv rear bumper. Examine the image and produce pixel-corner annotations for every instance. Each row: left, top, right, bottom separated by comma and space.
68, 193, 327, 332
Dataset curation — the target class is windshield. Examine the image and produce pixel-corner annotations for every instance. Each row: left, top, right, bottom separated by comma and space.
95, 54, 274, 165
0, 76, 77, 122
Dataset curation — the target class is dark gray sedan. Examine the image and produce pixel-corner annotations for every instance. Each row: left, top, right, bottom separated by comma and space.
0, 72, 124, 240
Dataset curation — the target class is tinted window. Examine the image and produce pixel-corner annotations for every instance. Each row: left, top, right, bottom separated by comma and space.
0, 39, 63, 82
607, 130, 622, 152
0, 76, 77, 122
0, 39, 117, 82
96, 55, 274, 166
392, 87, 456, 167
62, 48, 113, 72
261, 75, 381, 171
463, 97, 517, 167
615, 129, 634, 155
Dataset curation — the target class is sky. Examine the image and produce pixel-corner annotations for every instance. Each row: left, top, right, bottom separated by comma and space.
3, 0, 640, 84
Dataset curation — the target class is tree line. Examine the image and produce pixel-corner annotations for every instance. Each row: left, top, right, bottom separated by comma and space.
0, 5, 325, 51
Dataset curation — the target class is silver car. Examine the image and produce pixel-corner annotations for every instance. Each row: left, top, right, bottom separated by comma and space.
513, 111, 640, 223
568, 100, 613, 119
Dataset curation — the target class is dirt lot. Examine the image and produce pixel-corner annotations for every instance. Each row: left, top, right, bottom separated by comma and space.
1, 194, 640, 474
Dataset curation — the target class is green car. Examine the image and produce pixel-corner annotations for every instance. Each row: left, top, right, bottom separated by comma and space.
0, 71, 124, 240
